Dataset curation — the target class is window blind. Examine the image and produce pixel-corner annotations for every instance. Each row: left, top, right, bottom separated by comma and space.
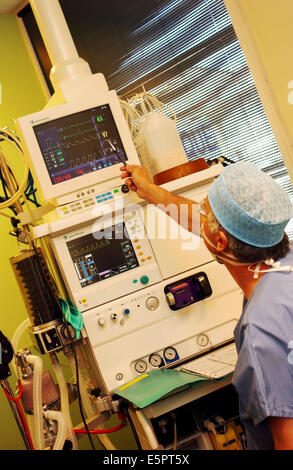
20, 0, 293, 237
107, 0, 293, 238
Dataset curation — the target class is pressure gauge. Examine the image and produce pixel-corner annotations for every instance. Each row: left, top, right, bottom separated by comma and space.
197, 334, 209, 347
149, 353, 164, 368
134, 359, 147, 373
163, 347, 178, 361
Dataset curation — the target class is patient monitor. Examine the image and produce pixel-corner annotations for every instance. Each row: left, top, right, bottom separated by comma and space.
16, 91, 140, 205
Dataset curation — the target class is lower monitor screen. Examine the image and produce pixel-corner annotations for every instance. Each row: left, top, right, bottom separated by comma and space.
33, 104, 128, 185
66, 223, 139, 288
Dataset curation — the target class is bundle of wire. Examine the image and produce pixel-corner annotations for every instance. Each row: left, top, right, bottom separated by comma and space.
0, 128, 40, 214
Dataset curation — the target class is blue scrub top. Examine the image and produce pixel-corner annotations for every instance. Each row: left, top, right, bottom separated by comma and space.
233, 244, 293, 450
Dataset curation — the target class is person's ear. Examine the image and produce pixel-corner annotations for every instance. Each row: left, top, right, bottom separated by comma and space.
215, 230, 228, 252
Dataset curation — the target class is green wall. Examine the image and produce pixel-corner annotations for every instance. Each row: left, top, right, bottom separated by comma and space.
0, 14, 137, 451
0, 13, 47, 450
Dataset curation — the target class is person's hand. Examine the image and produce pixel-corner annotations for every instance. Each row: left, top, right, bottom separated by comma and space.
120, 164, 154, 200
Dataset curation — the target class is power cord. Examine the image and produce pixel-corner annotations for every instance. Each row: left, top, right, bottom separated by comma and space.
170, 412, 177, 450
61, 314, 96, 451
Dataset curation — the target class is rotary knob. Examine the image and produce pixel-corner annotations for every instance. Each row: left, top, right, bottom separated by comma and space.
146, 297, 160, 311
98, 318, 105, 326
166, 292, 175, 306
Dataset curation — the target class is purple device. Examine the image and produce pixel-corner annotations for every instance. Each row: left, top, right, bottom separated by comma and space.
164, 272, 212, 310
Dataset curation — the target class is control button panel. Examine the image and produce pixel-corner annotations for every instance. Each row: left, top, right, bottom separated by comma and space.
57, 184, 138, 218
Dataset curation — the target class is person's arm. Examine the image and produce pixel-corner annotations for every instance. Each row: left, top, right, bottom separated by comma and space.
269, 417, 293, 450
120, 164, 201, 235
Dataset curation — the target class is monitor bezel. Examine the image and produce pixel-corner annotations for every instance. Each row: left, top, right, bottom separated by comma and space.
16, 91, 141, 201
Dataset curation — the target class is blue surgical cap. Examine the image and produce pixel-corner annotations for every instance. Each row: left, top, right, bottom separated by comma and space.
208, 162, 293, 247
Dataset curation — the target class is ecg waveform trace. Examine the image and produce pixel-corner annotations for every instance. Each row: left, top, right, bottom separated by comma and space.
70, 239, 110, 259
33, 104, 128, 185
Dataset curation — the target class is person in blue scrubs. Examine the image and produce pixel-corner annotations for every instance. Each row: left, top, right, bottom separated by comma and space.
121, 161, 293, 450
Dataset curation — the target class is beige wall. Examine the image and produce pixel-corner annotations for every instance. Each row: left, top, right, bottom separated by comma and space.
224, 0, 293, 181
0, 13, 48, 450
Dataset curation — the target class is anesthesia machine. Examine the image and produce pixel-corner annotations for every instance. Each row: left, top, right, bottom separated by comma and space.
0, 0, 245, 451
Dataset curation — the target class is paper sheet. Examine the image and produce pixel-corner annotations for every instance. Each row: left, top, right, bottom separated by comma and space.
178, 343, 237, 379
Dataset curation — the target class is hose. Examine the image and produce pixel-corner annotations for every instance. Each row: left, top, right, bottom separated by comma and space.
26, 355, 44, 450
136, 409, 159, 449
51, 357, 78, 449
11, 318, 30, 375
43, 410, 68, 450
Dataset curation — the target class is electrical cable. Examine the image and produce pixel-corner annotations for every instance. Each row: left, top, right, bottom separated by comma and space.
71, 341, 96, 450
125, 408, 142, 450
1, 380, 35, 449
60, 313, 96, 450
0, 211, 12, 219
170, 412, 177, 450
0, 130, 29, 209
74, 422, 125, 435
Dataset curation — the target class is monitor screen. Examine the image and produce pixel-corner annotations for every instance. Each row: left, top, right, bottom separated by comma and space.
33, 104, 128, 185
67, 223, 139, 288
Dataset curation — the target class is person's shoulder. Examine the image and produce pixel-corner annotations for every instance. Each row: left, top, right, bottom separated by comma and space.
244, 250, 293, 341
250, 244, 293, 308
235, 245, 293, 343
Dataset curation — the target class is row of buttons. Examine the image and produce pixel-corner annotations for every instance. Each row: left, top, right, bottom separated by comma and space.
96, 192, 112, 199
77, 188, 95, 198
96, 195, 114, 203
131, 275, 149, 285
59, 185, 129, 216
61, 197, 96, 215
74, 185, 120, 202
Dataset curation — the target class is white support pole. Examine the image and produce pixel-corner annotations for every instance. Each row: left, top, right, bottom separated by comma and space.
30, 0, 79, 65
30, 0, 92, 93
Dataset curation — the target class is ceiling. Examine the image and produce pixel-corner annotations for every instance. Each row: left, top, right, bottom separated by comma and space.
0, 0, 26, 14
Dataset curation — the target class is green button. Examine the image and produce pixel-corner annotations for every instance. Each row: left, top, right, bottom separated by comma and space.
140, 276, 149, 285
132, 279, 138, 284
